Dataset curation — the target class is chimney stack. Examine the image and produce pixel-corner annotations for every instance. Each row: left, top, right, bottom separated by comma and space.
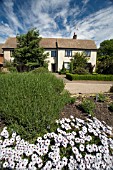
73, 32, 77, 39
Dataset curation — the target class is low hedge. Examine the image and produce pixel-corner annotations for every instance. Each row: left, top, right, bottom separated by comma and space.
66, 73, 113, 81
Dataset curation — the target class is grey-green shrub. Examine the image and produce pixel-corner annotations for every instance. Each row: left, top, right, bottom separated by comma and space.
72, 67, 89, 75
96, 93, 106, 102
31, 67, 49, 74
68, 96, 76, 104
80, 99, 95, 116
0, 73, 70, 141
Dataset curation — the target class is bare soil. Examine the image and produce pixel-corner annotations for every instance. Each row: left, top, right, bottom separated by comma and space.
61, 93, 113, 128
0, 94, 113, 131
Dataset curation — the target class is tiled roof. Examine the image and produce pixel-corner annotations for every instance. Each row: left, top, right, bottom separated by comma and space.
57, 39, 97, 49
2, 37, 97, 50
2, 37, 17, 49
0, 43, 4, 54
39, 38, 57, 48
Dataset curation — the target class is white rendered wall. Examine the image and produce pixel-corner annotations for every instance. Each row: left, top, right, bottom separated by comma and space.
88, 51, 97, 71
4, 50, 11, 61
44, 49, 56, 71
57, 49, 97, 71
3, 48, 97, 72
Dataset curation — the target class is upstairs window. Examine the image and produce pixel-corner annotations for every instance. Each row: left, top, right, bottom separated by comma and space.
85, 50, 91, 57
51, 51, 56, 57
65, 50, 72, 57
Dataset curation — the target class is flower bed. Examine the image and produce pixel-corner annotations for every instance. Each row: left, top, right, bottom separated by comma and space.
0, 116, 113, 170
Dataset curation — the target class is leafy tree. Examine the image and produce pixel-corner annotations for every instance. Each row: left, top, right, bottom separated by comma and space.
98, 39, 113, 57
97, 39, 113, 74
69, 52, 89, 74
13, 28, 48, 72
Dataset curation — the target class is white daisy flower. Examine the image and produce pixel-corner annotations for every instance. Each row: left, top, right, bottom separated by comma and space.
96, 152, 102, 161
70, 115, 74, 119
85, 135, 92, 142
62, 157, 68, 166
9, 161, 15, 169
76, 153, 82, 162
70, 140, 75, 146
79, 163, 85, 170
75, 137, 80, 143
72, 146, 79, 154
79, 144, 85, 152
12, 132, 16, 138
86, 144, 93, 153
28, 162, 36, 170
3, 161, 9, 168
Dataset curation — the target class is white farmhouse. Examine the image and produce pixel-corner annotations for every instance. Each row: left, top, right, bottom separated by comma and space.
2, 33, 97, 72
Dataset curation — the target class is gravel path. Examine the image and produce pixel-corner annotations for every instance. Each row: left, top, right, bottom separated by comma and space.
65, 82, 113, 94
54, 73, 113, 94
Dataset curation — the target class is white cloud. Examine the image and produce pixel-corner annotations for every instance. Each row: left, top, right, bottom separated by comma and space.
0, 0, 113, 47
71, 6, 113, 47
26, 0, 73, 37
0, 23, 16, 43
3, 0, 22, 31
82, 0, 89, 5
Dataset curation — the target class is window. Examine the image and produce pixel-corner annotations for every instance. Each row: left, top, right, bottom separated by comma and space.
65, 50, 72, 57
51, 51, 56, 57
10, 50, 14, 57
85, 50, 91, 57
10, 50, 14, 61
64, 62, 70, 70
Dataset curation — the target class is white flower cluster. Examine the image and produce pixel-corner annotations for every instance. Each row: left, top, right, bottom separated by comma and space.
0, 116, 113, 170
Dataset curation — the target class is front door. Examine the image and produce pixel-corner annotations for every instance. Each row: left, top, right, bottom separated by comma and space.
51, 64, 56, 72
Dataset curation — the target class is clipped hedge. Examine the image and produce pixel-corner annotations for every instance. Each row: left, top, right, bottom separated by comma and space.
66, 73, 113, 81
0, 72, 70, 141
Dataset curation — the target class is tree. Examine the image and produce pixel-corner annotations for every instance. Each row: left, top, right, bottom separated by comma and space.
98, 39, 113, 57
13, 28, 48, 72
69, 52, 89, 74
97, 39, 113, 74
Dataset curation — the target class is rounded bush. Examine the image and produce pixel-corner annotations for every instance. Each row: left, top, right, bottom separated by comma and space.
31, 67, 49, 74
72, 67, 89, 75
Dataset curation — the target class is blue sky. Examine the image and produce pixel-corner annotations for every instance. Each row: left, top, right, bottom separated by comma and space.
0, 0, 113, 47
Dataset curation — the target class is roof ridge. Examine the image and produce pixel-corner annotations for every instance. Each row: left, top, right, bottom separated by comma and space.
42, 37, 95, 41
5, 37, 95, 41
2, 36, 97, 49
